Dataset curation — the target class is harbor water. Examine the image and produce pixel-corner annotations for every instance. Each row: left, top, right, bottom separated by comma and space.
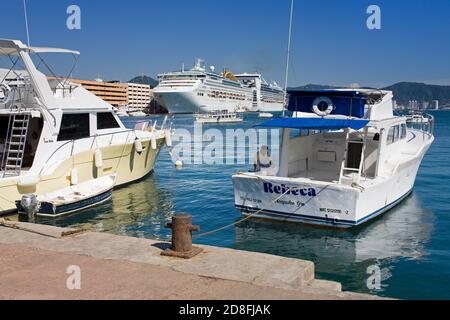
30, 111, 450, 300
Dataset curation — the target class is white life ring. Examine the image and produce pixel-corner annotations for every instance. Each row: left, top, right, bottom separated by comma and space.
312, 96, 334, 117
0, 83, 11, 104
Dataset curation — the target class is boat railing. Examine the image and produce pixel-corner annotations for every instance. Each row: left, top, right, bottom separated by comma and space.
406, 113, 435, 141
38, 129, 136, 176
39, 116, 172, 176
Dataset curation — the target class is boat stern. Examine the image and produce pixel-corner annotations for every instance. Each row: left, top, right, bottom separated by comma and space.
232, 173, 360, 228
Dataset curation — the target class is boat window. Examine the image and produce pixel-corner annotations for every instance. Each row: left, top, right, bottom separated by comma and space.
400, 124, 407, 140
97, 112, 120, 130
290, 129, 310, 139
387, 126, 395, 145
387, 125, 401, 145
394, 125, 400, 142
58, 114, 90, 141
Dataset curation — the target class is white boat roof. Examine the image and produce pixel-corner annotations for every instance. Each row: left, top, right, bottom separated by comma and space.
0, 39, 80, 56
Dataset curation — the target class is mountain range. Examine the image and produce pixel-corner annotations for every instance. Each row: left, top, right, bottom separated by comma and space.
291, 82, 450, 106
128, 75, 159, 89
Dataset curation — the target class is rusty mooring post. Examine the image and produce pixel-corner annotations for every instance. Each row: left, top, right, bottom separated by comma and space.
161, 214, 203, 259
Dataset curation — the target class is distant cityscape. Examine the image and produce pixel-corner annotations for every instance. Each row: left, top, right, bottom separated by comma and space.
394, 99, 450, 112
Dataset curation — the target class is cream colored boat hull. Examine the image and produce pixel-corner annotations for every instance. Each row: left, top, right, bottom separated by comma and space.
0, 137, 165, 214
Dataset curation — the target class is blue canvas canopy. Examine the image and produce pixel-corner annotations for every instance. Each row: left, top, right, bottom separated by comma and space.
256, 117, 369, 130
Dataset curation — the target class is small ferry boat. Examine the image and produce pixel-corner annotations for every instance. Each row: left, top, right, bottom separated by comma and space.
16, 174, 116, 217
114, 109, 130, 118
129, 111, 147, 118
232, 89, 434, 228
258, 112, 274, 118
0, 39, 172, 216
235, 106, 249, 113
195, 110, 243, 124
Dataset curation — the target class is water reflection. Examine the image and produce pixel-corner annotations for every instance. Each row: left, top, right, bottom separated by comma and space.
35, 175, 175, 240
233, 194, 434, 294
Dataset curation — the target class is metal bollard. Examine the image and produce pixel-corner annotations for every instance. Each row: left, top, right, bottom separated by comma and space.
161, 214, 203, 259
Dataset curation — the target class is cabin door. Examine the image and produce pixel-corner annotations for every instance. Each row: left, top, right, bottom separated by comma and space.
346, 142, 363, 170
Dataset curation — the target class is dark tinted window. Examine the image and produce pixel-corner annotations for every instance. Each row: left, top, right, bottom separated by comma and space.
58, 114, 90, 141
97, 112, 120, 130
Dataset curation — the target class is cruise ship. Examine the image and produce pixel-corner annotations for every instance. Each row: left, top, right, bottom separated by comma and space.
153, 59, 285, 114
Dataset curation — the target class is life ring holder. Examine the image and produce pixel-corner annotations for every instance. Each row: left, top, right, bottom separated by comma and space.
0, 83, 11, 105
312, 96, 334, 117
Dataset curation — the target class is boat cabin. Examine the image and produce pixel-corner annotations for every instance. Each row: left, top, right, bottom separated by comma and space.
0, 39, 126, 178
257, 89, 433, 186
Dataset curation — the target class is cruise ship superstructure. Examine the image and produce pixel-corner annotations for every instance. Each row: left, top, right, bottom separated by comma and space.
154, 59, 285, 114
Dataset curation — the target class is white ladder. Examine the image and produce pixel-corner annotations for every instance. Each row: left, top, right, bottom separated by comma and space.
2, 114, 30, 177
339, 130, 367, 184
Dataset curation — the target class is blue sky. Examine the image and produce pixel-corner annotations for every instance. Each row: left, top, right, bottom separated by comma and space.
1, 0, 449, 87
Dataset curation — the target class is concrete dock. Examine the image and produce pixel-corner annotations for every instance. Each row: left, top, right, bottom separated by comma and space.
0, 220, 382, 300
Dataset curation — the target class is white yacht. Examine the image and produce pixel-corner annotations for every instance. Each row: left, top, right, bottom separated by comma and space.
154, 59, 283, 114
0, 39, 172, 216
232, 89, 434, 228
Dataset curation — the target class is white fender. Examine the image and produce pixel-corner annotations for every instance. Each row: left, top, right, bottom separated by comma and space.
134, 138, 143, 154
70, 168, 79, 186
312, 96, 334, 117
17, 176, 40, 188
175, 159, 183, 168
151, 133, 157, 150
94, 149, 103, 168
165, 129, 173, 147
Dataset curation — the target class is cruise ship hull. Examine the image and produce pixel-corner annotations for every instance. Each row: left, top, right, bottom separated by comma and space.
155, 90, 253, 114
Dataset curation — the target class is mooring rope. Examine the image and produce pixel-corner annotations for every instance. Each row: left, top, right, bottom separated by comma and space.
192, 172, 331, 239
192, 184, 295, 239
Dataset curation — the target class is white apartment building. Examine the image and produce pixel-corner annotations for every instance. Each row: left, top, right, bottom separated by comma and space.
127, 83, 153, 111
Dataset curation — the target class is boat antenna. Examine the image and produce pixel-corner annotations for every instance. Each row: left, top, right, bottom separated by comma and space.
23, 0, 31, 47
283, 0, 294, 117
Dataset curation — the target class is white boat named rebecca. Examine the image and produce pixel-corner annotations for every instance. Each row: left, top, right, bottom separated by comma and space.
232, 89, 434, 228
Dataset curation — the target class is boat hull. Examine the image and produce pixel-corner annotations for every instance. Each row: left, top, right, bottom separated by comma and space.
232, 146, 428, 228
0, 136, 166, 215
16, 189, 113, 218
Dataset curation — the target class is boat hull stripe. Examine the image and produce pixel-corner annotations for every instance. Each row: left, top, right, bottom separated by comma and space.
236, 188, 413, 227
